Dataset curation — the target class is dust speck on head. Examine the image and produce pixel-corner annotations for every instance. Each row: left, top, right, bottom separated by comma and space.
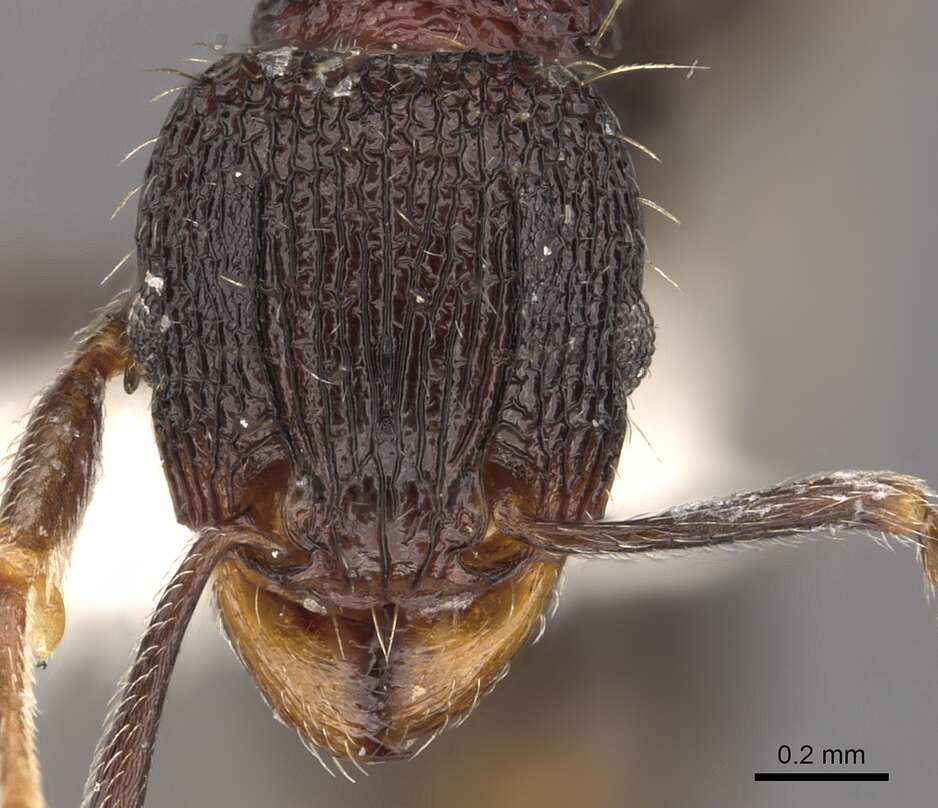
258, 46, 296, 78
331, 74, 358, 98
144, 272, 164, 293
302, 597, 327, 615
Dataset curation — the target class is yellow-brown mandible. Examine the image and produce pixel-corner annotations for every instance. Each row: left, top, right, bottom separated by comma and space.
215, 557, 561, 760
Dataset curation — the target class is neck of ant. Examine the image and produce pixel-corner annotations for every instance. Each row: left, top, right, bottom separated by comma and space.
250, 0, 599, 59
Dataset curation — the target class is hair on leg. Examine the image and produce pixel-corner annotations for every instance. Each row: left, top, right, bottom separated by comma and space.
0, 296, 130, 808
496, 471, 938, 585
82, 528, 268, 808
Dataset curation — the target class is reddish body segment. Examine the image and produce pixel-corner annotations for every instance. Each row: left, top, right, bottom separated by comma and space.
250, 0, 607, 58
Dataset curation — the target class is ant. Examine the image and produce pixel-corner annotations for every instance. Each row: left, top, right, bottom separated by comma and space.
1, 3, 935, 806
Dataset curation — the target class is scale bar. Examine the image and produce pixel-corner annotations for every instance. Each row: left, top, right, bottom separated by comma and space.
754, 772, 889, 782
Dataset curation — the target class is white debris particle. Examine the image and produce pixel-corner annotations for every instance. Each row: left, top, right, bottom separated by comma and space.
414, 592, 475, 617
543, 245, 552, 257
240, 418, 249, 429
830, 471, 863, 482
132, 293, 151, 318
314, 56, 344, 79
302, 597, 327, 615
331, 75, 357, 98
159, 315, 171, 332
144, 272, 164, 293
258, 46, 295, 78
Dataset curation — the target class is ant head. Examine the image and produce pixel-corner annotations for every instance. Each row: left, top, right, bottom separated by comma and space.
250, 1, 622, 59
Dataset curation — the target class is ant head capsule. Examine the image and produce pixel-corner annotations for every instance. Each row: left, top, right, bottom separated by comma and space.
250, 0, 616, 58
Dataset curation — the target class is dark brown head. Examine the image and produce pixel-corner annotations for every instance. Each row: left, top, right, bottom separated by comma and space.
128, 2, 650, 770
250, 0, 613, 58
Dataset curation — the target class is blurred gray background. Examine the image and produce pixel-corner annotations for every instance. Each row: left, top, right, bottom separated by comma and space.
2, 1, 938, 806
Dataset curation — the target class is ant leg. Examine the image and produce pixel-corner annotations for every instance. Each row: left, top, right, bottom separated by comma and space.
0, 297, 129, 808
82, 528, 265, 808
497, 471, 938, 584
